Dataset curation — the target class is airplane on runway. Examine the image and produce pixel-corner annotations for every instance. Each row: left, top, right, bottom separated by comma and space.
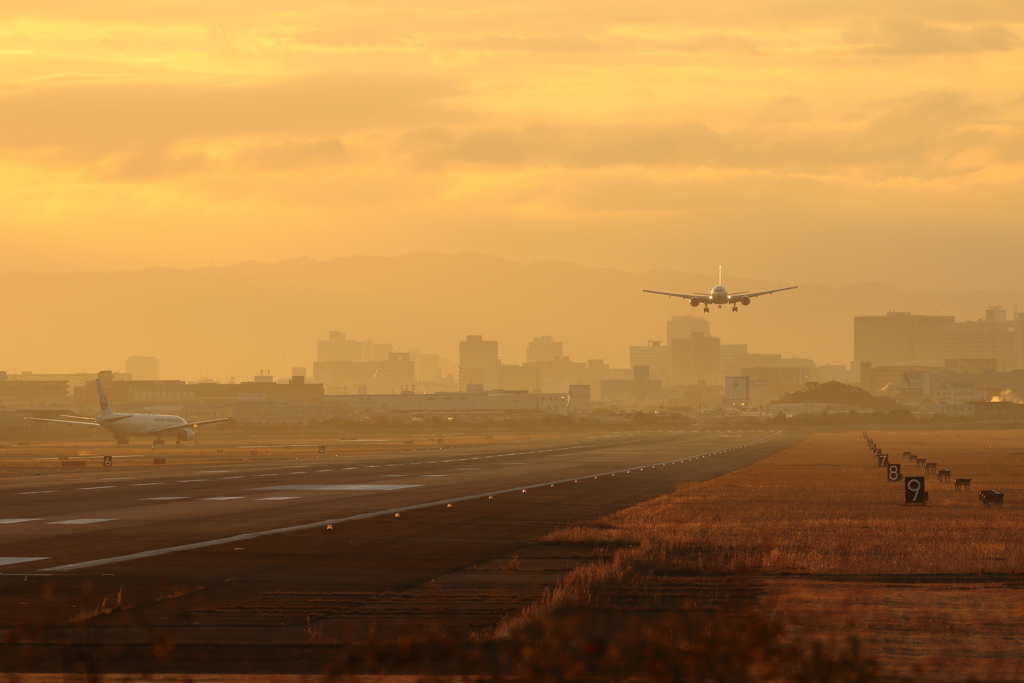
643, 266, 797, 312
27, 379, 228, 445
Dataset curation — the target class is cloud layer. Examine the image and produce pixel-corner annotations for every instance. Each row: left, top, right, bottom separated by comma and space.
1, 1, 1023, 290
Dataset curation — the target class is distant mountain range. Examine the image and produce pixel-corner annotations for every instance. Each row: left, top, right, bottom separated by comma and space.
2, 252, 1021, 381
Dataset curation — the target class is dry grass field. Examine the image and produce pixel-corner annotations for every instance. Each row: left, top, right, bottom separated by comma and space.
498, 429, 1024, 681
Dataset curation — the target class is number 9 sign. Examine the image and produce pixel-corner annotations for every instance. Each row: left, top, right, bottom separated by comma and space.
888, 463, 902, 482
905, 476, 925, 504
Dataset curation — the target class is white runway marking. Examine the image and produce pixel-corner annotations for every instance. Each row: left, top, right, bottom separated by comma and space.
199, 497, 244, 501
0, 518, 43, 524
42, 433, 781, 573
132, 483, 164, 486
253, 474, 278, 477
17, 491, 57, 495
0, 557, 49, 567
254, 484, 421, 491
422, 474, 446, 477
178, 479, 207, 483
219, 476, 245, 480
142, 497, 188, 501
48, 519, 116, 525
79, 486, 115, 490
257, 497, 299, 501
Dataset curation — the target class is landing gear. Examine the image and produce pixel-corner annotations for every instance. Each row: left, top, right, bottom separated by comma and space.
175, 439, 181, 445
703, 306, 710, 313
732, 305, 738, 312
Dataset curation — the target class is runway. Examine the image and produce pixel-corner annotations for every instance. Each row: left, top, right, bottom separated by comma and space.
0, 429, 803, 672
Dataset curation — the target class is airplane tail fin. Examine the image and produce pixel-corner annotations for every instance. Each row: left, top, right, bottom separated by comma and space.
96, 378, 114, 416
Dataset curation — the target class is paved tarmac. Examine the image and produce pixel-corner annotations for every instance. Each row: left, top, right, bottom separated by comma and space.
0, 429, 803, 673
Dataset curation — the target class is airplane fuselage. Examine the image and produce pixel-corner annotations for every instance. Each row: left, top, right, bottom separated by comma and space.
96, 413, 191, 438
710, 285, 730, 305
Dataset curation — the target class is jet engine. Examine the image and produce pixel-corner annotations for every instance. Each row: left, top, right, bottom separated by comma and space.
689, 299, 701, 307
740, 297, 751, 306
175, 427, 195, 441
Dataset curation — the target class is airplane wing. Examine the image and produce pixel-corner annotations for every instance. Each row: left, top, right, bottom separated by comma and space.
729, 285, 799, 300
144, 418, 231, 434
26, 417, 102, 428
642, 289, 712, 303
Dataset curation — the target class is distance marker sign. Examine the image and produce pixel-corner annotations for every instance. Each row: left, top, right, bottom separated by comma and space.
905, 476, 926, 504
888, 463, 902, 482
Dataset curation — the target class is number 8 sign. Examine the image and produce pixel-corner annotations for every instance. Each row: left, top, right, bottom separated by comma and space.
888, 463, 902, 482
905, 476, 925, 504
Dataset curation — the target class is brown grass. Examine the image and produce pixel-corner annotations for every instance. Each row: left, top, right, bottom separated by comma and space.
545, 429, 1024, 575
495, 430, 1024, 680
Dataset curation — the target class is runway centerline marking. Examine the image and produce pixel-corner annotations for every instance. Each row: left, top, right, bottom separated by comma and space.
0, 518, 43, 524
47, 519, 116, 525
199, 497, 244, 501
79, 486, 115, 490
17, 491, 57, 495
178, 479, 207, 483
257, 497, 300, 501
0, 557, 49, 567
42, 433, 780, 573
253, 484, 422, 491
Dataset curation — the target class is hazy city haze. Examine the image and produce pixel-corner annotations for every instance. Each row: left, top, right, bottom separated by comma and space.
3, 253, 1023, 380
1, 2, 1023, 289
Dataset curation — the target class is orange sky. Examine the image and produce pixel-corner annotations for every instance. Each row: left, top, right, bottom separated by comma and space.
1, 2, 1023, 290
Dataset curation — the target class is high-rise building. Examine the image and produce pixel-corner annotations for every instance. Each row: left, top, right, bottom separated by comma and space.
126, 356, 160, 381
317, 331, 364, 362
527, 336, 563, 363
719, 343, 749, 377
855, 309, 1020, 371
670, 332, 721, 385
460, 335, 500, 368
629, 341, 672, 382
854, 312, 953, 367
667, 316, 710, 343
408, 351, 441, 381
944, 307, 1016, 371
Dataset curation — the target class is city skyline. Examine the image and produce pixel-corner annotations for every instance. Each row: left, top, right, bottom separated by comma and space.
3, 252, 1024, 381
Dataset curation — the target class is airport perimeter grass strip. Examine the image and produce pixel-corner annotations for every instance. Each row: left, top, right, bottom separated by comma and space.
41, 432, 781, 573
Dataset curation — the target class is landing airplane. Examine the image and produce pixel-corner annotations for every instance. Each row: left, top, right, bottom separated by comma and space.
27, 379, 228, 445
643, 267, 797, 312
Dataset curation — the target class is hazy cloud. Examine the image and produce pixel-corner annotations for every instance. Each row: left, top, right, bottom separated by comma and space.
846, 16, 1020, 55
0, 73, 463, 161
398, 90, 1004, 179
238, 138, 348, 168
